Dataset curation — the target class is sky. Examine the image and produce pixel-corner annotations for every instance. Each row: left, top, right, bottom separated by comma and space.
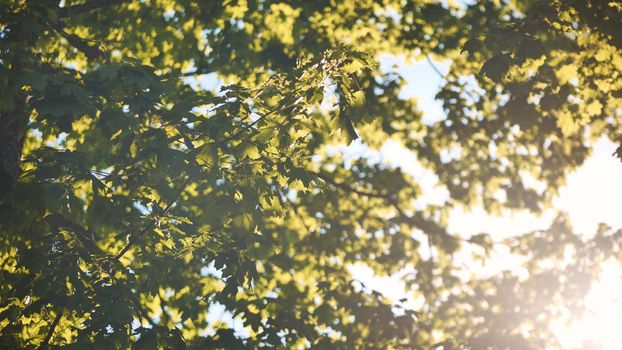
191, 53, 622, 348
377, 54, 622, 237
352, 54, 622, 350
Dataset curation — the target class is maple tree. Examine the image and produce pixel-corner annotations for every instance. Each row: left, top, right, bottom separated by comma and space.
1, 0, 621, 349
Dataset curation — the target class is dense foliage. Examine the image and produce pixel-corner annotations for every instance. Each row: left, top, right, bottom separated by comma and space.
1, 0, 620, 349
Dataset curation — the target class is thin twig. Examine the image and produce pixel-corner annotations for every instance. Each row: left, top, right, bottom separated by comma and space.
219, 102, 294, 145
38, 311, 62, 350
114, 175, 193, 260
425, 55, 445, 79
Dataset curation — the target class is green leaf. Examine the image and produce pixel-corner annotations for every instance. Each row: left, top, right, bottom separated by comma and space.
338, 113, 359, 144
239, 143, 261, 160
480, 54, 511, 82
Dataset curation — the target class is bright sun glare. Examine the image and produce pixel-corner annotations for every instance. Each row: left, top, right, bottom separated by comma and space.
550, 139, 622, 350
454, 137, 622, 350
552, 260, 622, 350
352, 135, 622, 350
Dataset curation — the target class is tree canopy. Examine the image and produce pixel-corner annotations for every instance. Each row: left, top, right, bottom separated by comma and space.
1, 0, 621, 349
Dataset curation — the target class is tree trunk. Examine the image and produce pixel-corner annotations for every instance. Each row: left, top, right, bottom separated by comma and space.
0, 56, 29, 210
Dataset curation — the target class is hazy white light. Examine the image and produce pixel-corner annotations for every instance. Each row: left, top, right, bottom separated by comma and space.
552, 260, 622, 350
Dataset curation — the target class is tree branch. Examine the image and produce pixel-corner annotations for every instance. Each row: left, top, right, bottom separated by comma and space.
311, 171, 391, 200
46, 21, 104, 60
160, 68, 214, 81
44, 214, 105, 255
311, 170, 459, 251
57, 0, 129, 18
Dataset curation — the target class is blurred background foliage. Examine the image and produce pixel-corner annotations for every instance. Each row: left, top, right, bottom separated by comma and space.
0, 0, 621, 348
